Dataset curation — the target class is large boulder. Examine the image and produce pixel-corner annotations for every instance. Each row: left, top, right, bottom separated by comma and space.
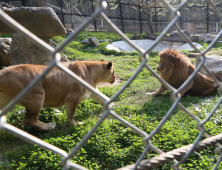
0, 7, 66, 65
88, 37, 99, 47
129, 34, 141, 40
204, 33, 214, 43
0, 7, 66, 36
196, 55, 222, 77
0, 38, 11, 66
0, 37, 66, 66
81, 37, 99, 47
81, 39, 89, 44
10, 34, 51, 65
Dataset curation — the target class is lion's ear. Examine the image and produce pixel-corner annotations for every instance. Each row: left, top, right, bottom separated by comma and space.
107, 61, 113, 69
169, 54, 176, 61
100, 59, 106, 62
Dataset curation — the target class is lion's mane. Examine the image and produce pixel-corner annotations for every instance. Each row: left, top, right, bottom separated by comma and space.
158, 48, 195, 85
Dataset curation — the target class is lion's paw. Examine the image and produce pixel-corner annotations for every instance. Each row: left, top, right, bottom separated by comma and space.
110, 102, 115, 108
74, 121, 83, 125
146, 92, 155, 96
46, 122, 56, 130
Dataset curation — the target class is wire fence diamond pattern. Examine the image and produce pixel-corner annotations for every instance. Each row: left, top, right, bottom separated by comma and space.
0, 0, 222, 170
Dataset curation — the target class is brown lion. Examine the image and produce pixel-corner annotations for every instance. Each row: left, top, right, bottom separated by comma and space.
0, 59, 116, 130
146, 48, 218, 97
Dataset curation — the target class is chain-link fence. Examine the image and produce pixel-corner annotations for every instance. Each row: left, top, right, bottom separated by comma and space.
1, 0, 222, 34
0, 0, 222, 169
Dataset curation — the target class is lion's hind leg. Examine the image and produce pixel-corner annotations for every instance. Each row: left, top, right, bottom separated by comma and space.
200, 86, 218, 95
22, 94, 56, 131
0, 92, 12, 109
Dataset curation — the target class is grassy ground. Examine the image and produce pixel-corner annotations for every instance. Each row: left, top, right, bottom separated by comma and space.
1, 31, 222, 170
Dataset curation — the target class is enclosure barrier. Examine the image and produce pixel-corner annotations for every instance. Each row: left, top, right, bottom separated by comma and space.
0, 0, 222, 170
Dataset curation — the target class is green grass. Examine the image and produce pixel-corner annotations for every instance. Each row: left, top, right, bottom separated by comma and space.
0, 33, 12, 38
1, 31, 222, 170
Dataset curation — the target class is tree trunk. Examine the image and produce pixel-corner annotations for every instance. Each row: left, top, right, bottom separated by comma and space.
147, 17, 155, 34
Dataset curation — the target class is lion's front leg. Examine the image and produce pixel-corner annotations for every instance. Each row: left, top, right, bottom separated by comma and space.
90, 89, 114, 107
146, 85, 167, 96
179, 80, 194, 96
64, 98, 83, 125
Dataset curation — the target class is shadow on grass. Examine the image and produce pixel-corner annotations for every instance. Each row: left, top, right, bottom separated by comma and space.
142, 91, 219, 120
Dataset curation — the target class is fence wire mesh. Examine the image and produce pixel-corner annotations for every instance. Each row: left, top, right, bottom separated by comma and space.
0, 0, 222, 169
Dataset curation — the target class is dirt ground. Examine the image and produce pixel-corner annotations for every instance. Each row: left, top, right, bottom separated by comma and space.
98, 78, 122, 87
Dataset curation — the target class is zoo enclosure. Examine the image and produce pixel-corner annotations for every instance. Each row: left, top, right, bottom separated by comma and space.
0, 0, 222, 169
1, 0, 222, 34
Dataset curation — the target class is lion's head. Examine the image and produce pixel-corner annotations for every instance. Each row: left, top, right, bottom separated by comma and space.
157, 48, 195, 82
100, 59, 116, 84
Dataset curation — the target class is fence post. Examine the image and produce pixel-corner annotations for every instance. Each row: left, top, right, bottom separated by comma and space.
119, 0, 124, 32
155, 0, 157, 33
179, 0, 181, 28
60, 0, 65, 27
21, 0, 26, 6
139, 5, 142, 33
207, 1, 209, 33
91, 0, 97, 31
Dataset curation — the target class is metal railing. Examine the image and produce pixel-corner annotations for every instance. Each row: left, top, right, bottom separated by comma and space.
0, 0, 222, 169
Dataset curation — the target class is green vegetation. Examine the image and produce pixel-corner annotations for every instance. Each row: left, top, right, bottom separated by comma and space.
0, 33, 12, 38
1, 31, 222, 170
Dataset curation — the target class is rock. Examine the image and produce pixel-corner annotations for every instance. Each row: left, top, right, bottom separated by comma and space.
81, 39, 89, 44
196, 55, 222, 77
0, 38, 61, 66
130, 34, 136, 39
88, 37, 99, 47
204, 33, 214, 43
61, 55, 69, 62
0, 7, 67, 65
0, 38, 11, 66
182, 30, 191, 37
10, 34, 51, 65
170, 31, 180, 37
0, 7, 66, 36
199, 34, 205, 41
130, 34, 141, 40
81, 37, 100, 46
146, 32, 153, 36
